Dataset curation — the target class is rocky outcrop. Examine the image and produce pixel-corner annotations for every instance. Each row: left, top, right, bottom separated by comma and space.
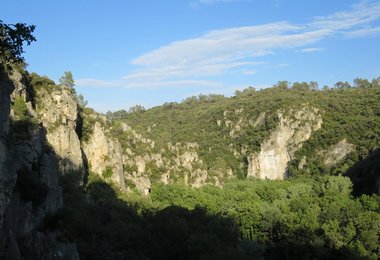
189, 169, 208, 188
247, 106, 322, 180
36, 87, 83, 172
120, 128, 216, 190
125, 172, 151, 195
322, 139, 354, 166
83, 122, 125, 188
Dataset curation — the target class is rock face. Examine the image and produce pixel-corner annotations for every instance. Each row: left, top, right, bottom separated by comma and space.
0, 71, 15, 223
247, 106, 322, 180
37, 87, 83, 172
120, 121, 218, 190
323, 139, 354, 166
125, 172, 151, 195
0, 70, 79, 259
83, 122, 125, 188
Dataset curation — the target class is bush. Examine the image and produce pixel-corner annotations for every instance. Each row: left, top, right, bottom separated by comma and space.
102, 166, 113, 179
13, 96, 29, 120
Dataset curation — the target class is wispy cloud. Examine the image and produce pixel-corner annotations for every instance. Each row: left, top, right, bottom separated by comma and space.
345, 25, 380, 37
76, 79, 122, 88
298, 47, 325, 53
311, 1, 380, 31
76, 78, 219, 89
124, 79, 219, 89
242, 69, 257, 75
77, 1, 380, 90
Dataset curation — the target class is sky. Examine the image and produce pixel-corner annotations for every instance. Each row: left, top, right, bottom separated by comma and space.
2, 0, 380, 112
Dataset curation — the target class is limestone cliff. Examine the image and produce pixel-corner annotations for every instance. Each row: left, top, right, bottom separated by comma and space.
247, 106, 322, 180
83, 121, 125, 188
0, 70, 79, 259
35, 85, 83, 172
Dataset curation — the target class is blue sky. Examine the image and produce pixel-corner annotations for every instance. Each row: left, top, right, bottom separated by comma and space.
2, 0, 380, 112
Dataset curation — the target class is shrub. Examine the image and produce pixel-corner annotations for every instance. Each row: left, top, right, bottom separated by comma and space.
102, 166, 113, 179
13, 96, 29, 120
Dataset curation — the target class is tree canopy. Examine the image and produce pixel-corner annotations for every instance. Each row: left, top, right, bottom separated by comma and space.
0, 20, 36, 69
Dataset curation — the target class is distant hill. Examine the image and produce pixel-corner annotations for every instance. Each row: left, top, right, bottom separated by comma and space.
107, 80, 380, 194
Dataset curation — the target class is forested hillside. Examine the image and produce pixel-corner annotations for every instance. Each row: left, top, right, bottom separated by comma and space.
108, 79, 380, 194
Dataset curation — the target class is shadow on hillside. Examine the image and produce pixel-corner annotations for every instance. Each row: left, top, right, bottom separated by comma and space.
59, 176, 267, 260
347, 148, 380, 196
61, 177, 366, 260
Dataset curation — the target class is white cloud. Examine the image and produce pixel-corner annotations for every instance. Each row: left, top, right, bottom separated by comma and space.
345, 26, 380, 37
131, 22, 300, 68
124, 79, 219, 89
79, 1, 380, 90
312, 1, 380, 31
242, 69, 257, 75
75, 79, 122, 88
76, 78, 218, 89
298, 47, 325, 53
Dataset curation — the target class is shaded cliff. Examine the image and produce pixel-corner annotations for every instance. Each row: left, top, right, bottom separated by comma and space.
0, 69, 79, 259
0, 67, 130, 258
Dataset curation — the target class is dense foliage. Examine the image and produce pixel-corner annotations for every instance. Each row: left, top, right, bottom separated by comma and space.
59, 172, 380, 259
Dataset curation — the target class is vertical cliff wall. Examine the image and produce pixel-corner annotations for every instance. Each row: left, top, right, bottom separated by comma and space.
35, 85, 83, 172
0, 70, 79, 259
247, 106, 322, 180
83, 121, 125, 188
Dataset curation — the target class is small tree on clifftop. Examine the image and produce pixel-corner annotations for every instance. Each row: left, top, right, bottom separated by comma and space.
59, 71, 75, 88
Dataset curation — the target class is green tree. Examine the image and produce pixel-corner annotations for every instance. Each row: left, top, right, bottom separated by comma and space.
128, 105, 145, 113
292, 81, 310, 91
353, 78, 371, 88
274, 81, 290, 90
309, 81, 318, 91
59, 71, 75, 88
0, 20, 36, 69
371, 77, 380, 88
77, 94, 88, 107
334, 81, 351, 89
